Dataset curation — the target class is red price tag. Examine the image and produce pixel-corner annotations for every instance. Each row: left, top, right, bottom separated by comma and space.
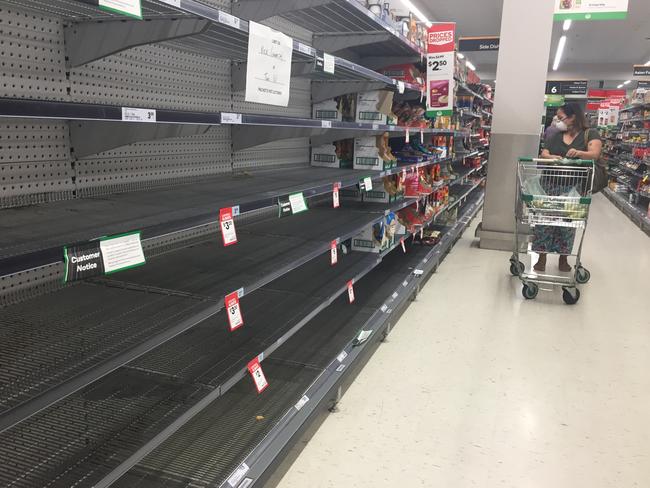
330, 240, 338, 266
219, 207, 237, 246
347, 280, 355, 303
333, 182, 340, 208
224, 290, 244, 331
405, 128, 410, 143
400, 237, 406, 253
247, 357, 268, 394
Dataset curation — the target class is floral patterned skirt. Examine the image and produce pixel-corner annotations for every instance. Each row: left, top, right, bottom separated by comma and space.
531, 225, 575, 254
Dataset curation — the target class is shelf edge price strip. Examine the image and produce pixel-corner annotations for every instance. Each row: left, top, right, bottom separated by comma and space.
347, 279, 355, 304
225, 290, 244, 331
330, 240, 338, 266
247, 357, 269, 394
220, 207, 238, 246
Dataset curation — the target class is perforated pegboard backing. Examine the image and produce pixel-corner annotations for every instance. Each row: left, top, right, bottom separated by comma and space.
75, 126, 231, 197
0, 5, 69, 101
69, 46, 232, 112
0, 119, 74, 207
233, 137, 309, 171
232, 77, 312, 117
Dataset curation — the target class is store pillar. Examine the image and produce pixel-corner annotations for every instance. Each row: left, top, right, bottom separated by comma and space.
478, 0, 555, 250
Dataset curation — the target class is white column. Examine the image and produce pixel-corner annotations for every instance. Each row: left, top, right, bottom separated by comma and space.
478, 0, 555, 250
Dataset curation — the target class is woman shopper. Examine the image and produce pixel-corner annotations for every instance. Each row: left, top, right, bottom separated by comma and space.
534, 102, 603, 272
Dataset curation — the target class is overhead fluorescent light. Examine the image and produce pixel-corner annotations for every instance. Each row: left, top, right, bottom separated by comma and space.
552, 35, 567, 71
645, 60, 650, 66
400, 0, 432, 27
617, 84, 624, 88
562, 19, 572, 31
457, 53, 465, 59
623, 80, 631, 85
466, 61, 476, 71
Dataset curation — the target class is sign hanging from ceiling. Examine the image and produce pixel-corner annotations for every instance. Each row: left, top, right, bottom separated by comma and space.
554, 0, 628, 20
545, 80, 588, 96
426, 22, 456, 118
633, 65, 650, 77
458, 37, 500, 52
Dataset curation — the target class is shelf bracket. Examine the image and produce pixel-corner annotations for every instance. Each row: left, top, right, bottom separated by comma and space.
312, 81, 386, 103
64, 18, 211, 68
231, 0, 333, 21
313, 32, 392, 54
232, 126, 325, 151
70, 122, 211, 157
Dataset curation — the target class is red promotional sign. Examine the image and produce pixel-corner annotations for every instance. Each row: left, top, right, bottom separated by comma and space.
330, 240, 338, 266
224, 291, 244, 331
427, 23, 456, 53
247, 357, 268, 394
347, 280, 355, 303
219, 207, 237, 246
332, 182, 340, 208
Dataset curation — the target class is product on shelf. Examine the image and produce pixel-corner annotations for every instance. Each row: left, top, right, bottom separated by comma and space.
392, 100, 428, 127
380, 63, 425, 86
356, 90, 394, 123
311, 139, 354, 168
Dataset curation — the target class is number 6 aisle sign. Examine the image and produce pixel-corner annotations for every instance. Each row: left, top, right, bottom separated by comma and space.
225, 290, 244, 331
220, 207, 238, 246
247, 357, 269, 394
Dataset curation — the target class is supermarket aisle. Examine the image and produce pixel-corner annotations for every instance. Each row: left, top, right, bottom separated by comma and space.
278, 194, 650, 488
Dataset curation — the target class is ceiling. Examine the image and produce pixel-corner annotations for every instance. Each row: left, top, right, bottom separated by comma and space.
395, 0, 650, 82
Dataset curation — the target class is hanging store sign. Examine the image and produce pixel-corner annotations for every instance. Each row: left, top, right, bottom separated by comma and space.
597, 101, 610, 127
554, 0, 628, 20
638, 81, 650, 89
633, 65, 650, 78
545, 80, 588, 96
245, 21, 293, 107
347, 280, 355, 303
225, 290, 244, 331
458, 36, 500, 52
332, 182, 341, 208
426, 22, 456, 118
219, 207, 238, 246
98, 0, 142, 18
330, 240, 338, 266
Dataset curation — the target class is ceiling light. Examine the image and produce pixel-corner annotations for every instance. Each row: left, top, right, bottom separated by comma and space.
552, 35, 567, 71
645, 60, 650, 66
466, 61, 476, 71
623, 80, 631, 85
400, 0, 432, 27
562, 19, 572, 31
457, 53, 465, 59
617, 84, 624, 88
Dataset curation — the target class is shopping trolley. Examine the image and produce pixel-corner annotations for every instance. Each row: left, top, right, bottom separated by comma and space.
509, 158, 594, 304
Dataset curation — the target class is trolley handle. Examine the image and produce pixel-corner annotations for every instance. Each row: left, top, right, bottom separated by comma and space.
519, 157, 594, 166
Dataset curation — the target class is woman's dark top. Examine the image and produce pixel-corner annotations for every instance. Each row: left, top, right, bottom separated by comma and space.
544, 128, 601, 158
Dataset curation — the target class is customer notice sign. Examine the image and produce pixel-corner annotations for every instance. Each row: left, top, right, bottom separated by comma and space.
554, 0, 628, 20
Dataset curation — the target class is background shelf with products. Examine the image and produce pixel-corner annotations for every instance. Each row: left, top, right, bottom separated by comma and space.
0, 0, 490, 486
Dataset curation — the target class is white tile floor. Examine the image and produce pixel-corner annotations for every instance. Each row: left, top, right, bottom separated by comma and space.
278, 194, 650, 488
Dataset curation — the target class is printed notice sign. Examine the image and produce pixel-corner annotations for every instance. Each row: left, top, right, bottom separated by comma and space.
289, 192, 308, 214
99, 0, 142, 18
245, 21, 293, 107
247, 358, 269, 393
323, 53, 335, 74
100, 232, 146, 274
554, 0, 628, 20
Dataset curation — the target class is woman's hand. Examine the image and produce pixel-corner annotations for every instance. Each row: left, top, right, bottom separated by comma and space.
566, 148, 581, 158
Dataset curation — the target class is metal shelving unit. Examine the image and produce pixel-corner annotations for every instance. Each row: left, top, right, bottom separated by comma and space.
0, 1, 490, 486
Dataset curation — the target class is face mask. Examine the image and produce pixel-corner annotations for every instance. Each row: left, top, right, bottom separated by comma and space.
556, 120, 568, 132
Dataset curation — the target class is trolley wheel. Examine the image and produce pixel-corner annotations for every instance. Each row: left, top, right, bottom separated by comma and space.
509, 260, 525, 276
510, 256, 526, 276
562, 287, 580, 305
522, 282, 539, 300
575, 266, 591, 284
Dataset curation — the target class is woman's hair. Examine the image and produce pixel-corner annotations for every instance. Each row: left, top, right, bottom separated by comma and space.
559, 102, 588, 132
